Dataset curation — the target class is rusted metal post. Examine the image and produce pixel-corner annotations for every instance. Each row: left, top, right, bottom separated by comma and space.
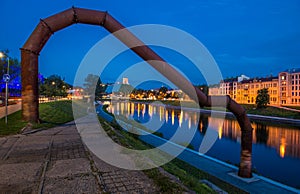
21, 50, 39, 122
21, 7, 253, 177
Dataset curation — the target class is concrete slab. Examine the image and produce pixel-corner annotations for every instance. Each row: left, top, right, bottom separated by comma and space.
0, 162, 42, 193
14, 135, 51, 151
43, 174, 100, 193
46, 158, 91, 178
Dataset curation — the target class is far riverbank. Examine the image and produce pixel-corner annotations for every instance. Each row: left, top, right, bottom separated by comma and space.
104, 99, 300, 126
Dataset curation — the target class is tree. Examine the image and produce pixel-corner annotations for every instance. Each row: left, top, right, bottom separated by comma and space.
158, 86, 168, 99
256, 88, 270, 108
0, 50, 21, 95
39, 75, 71, 97
83, 74, 106, 100
195, 85, 208, 95
159, 86, 168, 94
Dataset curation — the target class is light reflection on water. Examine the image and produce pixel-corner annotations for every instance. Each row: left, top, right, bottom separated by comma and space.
107, 101, 300, 188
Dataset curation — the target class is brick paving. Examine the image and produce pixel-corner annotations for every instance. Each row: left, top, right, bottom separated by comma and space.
0, 121, 159, 193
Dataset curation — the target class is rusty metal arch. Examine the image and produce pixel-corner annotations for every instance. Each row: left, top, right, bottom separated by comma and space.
21, 7, 253, 178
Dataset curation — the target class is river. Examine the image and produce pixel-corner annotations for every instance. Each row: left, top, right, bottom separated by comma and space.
106, 101, 300, 189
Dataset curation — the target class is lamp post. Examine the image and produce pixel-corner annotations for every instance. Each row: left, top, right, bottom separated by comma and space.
0, 52, 10, 124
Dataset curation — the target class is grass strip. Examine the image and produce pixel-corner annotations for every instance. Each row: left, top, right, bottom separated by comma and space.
0, 100, 87, 136
98, 114, 248, 194
0, 111, 27, 136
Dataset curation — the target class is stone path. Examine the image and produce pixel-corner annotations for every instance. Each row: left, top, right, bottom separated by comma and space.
0, 122, 159, 193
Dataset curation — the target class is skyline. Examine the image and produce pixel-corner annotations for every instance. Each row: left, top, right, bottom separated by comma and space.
1, 0, 300, 87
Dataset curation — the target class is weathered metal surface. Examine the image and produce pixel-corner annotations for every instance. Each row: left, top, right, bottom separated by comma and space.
21, 7, 253, 177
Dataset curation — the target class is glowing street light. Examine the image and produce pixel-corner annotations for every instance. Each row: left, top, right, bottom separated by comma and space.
0, 52, 10, 124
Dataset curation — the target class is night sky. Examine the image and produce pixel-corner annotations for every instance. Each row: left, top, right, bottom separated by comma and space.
1, 0, 300, 88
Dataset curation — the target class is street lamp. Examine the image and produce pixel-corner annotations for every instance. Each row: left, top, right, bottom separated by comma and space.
0, 52, 10, 124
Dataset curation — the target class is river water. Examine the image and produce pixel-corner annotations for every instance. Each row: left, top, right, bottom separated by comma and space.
107, 101, 300, 189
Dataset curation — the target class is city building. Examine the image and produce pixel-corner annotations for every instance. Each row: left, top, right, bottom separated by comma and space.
122, 77, 129, 85
209, 69, 299, 106
279, 68, 300, 105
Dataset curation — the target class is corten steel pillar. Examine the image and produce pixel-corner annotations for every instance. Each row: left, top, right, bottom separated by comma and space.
21, 51, 39, 122
21, 7, 253, 177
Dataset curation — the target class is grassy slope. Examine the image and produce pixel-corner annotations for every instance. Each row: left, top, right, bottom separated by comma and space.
99, 116, 247, 194
242, 104, 300, 119
0, 111, 27, 136
0, 100, 78, 136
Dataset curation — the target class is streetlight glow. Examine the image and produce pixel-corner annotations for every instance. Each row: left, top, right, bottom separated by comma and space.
0, 51, 10, 124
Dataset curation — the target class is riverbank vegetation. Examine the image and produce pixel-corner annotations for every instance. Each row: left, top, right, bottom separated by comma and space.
98, 112, 248, 193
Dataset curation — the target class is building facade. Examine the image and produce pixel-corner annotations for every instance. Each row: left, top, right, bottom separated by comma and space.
209, 69, 300, 106
279, 69, 300, 105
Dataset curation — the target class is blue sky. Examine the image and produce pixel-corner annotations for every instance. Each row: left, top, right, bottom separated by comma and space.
1, 0, 300, 87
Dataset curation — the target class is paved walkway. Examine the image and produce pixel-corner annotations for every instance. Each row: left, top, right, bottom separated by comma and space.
0, 102, 22, 119
0, 121, 159, 193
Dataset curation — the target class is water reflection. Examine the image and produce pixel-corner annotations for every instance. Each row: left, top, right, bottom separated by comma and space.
107, 101, 300, 188
108, 102, 300, 159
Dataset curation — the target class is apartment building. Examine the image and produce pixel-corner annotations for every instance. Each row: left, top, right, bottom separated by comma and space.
279, 68, 300, 105
209, 69, 299, 106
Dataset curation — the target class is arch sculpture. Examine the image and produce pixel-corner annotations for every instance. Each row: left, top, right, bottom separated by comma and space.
21, 7, 253, 178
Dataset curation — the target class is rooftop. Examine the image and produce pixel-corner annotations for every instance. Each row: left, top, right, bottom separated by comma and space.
283, 68, 300, 74
241, 76, 278, 84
